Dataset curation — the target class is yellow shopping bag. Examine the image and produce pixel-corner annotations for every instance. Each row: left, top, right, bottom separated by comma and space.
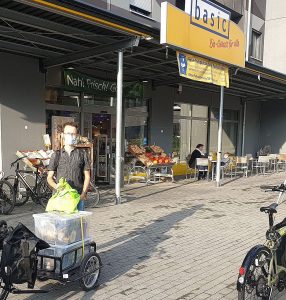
46, 178, 80, 213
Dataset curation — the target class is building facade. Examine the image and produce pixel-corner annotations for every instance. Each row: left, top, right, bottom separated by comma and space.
1, 0, 286, 179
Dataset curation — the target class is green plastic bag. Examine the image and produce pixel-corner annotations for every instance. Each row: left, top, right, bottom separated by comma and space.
46, 178, 80, 214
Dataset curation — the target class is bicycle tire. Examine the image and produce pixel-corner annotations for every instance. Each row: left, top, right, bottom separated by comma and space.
0, 287, 10, 300
5, 175, 31, 207
0, 180, 15, 215
37, 175, 52, 208
238, 247, 271, 300
85, 183, 100, 208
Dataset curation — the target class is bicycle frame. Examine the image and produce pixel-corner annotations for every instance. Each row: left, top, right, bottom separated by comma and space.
13, 163, 40, 200
266, 240, 286, 288
264, 178, 286, 290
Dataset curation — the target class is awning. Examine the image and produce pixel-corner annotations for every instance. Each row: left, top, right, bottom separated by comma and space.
1, 0, 286, 100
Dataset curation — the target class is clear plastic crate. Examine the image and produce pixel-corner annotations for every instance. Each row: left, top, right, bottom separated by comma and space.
33, 211, 92, 246
38, 238, 92, 272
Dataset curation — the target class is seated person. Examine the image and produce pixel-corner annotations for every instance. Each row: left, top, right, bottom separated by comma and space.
188, 144, 207, 180
213, 152, 232, 174
221, 152, 231, 167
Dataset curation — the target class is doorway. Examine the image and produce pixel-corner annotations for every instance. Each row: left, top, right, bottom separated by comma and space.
92, 113, 113, 183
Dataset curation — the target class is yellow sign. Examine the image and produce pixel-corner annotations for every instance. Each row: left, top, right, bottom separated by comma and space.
161, 2, 245, 68
177, 51, 229, 88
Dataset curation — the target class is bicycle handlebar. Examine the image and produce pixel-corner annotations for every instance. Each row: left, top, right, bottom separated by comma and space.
260, 184, 286, 193
10, 156, 28, 167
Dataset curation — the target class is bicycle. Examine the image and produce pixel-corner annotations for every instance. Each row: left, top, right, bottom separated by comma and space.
85, 181, 100, 208
237, 180, 286, 300
5, 157, 52, 208
0, 172, 15, 215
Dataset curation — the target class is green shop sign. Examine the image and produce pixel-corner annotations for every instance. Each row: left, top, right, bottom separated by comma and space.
64, 69, 117, 96
63, 70, 143, 98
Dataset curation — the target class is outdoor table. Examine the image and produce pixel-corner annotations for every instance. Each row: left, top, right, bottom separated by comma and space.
146, 163, 175, 184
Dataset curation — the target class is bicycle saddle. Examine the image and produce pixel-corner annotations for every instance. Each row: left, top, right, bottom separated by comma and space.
260, 203, 278, 214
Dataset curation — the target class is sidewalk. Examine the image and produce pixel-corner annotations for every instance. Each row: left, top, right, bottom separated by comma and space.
3, 173, 286, 299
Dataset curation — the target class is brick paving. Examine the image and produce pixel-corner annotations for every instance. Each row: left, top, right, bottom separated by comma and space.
3, 173, 286, 299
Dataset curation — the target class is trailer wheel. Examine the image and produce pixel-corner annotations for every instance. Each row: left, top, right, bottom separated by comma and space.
79, 252, 101, 291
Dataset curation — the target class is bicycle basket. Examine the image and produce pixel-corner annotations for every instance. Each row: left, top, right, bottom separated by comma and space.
0, 223, 49, 288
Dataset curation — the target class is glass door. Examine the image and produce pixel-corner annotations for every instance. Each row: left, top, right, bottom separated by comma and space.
92, 113, 112, 182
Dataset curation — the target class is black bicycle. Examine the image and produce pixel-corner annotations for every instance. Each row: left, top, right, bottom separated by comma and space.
0, 172, 15, 215
5, 157, 52, 208
237, 181, 286, 300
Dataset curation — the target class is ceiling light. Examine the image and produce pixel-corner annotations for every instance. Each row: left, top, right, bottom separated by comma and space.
145, 36, 153, 40
173, 104, 181, 111
142, 80, 148, 83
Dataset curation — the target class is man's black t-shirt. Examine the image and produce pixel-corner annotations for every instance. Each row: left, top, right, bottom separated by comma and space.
48, 148, 90, 194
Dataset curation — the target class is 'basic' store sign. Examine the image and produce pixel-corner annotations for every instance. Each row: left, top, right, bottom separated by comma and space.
160, 1, 245, 68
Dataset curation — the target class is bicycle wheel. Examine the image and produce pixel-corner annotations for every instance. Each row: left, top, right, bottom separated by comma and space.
85, 183, 100, 208
238, 248, 271, 300
0, 180, 15, 215
37, 175, 52, 208
5, 175, 33, 206
79, 252, 101, 291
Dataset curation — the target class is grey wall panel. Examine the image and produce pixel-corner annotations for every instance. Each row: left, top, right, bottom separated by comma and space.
0, 53, 45, 173
260, 100, 286, 154
244, 101, 260, 155
149, 86, 174, 154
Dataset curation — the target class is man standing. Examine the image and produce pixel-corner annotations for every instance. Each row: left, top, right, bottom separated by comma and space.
47, 122, 90, 211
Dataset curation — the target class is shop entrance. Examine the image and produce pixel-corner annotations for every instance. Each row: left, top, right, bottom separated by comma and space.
92, 113, 114, 183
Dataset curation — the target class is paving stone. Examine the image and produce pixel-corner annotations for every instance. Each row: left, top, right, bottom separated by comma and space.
3, 173, 286, 299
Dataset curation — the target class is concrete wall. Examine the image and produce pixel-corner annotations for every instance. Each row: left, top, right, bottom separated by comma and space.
0, 53, 45, 173
243, 102, 261, 155
263, 0, 286, 73
259, 100, 286, 154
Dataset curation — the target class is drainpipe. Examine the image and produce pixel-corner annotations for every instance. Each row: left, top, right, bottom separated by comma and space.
241, 101, 247, 155
245, 0, 252, 60
216, 86, 224, 187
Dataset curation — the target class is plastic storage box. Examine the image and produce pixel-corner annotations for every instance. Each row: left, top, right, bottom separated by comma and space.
38, 238, 92, 272
33, 211, 92, 246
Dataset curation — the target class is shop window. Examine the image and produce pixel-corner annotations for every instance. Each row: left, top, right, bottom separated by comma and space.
176, 0, 185, 10
45, 88, 80, 107
192, 105, 208, 118
251, 30, 263, 61
190, 119, 208, 152
83, 94, 115, 107
210, 108, 239, 121
209, 121, 238, 154
130, 0, 152, 17
125, 115, 148, 146
173, 104, 239, 159
173, 103, 192, 117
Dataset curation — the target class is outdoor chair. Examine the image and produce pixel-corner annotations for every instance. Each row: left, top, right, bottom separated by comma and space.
253, 156, 270, 175
234, 156, 248, 177
183, 160, 196, 179
245, 154, 254, 173
268, 154, 279, 172
277, 154, 286, 172
222, 156, 236, 179
195, 158, 209, 180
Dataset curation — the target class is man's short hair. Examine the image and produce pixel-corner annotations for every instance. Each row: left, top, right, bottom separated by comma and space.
196, 144, 204, 148
62, 121, 78, 131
